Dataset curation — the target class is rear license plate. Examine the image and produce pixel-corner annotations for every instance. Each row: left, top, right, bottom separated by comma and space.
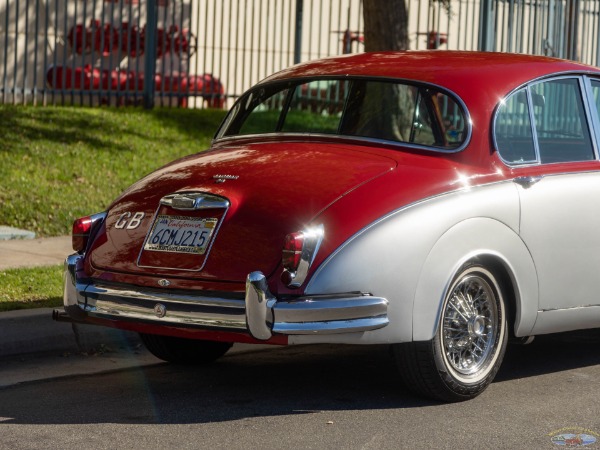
144, 215, 218, 255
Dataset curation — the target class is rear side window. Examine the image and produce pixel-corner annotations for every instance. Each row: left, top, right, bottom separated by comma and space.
531, 79, 594, 163
494, 88, 536, 164
216, 77, 469, 151
495, 76, 596, 165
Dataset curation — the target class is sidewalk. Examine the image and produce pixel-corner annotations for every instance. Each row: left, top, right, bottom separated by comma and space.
0, 235, 72, 270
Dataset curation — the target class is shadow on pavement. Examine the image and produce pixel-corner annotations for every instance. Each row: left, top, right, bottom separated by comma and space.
0, 329, 599, 424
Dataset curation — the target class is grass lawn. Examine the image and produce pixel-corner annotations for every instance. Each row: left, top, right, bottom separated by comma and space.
0, 105, 226, 310
0, 265, 63, 311
0, 105, 226, 237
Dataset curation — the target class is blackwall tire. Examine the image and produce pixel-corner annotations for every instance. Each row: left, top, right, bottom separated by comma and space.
393, 264, 508, 402
140, 333, 233, 365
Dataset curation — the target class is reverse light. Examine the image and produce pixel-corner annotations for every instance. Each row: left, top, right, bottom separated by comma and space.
72, 212, 107, 253
281, 224, 324, 288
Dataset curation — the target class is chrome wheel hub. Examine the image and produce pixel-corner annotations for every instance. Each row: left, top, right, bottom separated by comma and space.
468, 315, 486, 337
442, 274, 497, 376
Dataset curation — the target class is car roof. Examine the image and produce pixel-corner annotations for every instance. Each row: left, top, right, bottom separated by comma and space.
261, 51, 600, 99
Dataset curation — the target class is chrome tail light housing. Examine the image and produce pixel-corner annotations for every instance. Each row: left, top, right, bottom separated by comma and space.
72, 211, 107, 254
281, 224, 324, 288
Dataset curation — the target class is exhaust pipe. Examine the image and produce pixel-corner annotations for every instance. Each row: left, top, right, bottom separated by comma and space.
52, 309, 78, 323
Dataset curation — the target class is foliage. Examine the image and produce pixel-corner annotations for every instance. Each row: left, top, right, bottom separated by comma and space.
0, 106, 226, 237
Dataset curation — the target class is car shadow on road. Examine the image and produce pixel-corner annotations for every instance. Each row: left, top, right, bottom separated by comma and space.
1, 329, 599, 425
495, 328, 600, 382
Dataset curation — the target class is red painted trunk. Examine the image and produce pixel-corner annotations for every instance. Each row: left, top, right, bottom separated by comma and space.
87, 142, 396, 282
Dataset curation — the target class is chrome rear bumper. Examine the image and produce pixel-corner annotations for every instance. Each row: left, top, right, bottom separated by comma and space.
62, 254, 389, 340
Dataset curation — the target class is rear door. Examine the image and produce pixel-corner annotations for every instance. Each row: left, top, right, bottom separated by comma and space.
496, 76, 600, 322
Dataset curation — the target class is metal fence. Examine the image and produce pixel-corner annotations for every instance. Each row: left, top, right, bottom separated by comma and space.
1, 0, 599, 108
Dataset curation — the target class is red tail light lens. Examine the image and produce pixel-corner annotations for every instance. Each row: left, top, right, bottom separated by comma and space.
72, 216, 93, 253
72, 212, 106, 253
282, 232, 304, 271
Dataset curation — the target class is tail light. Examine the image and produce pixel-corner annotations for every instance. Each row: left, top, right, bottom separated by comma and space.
282, 232, 304, 271
72, 212, 107, 253
281, 224, 324, 288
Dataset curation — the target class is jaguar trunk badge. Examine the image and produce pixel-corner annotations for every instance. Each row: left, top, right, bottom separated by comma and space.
213, 174, 239, 184
158, 279, 171, 287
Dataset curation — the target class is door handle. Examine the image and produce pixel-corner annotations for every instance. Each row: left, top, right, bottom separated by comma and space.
514, 175, 543, 188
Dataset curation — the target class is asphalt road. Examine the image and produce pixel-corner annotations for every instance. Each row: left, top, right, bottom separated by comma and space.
1, 331, 600, 449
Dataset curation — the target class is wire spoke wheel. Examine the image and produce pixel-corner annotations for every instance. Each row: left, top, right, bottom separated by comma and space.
392, 263, 508, 402
442, 273, 498, 378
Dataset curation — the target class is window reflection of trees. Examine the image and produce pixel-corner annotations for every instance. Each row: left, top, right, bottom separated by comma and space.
219, 78, 467, 150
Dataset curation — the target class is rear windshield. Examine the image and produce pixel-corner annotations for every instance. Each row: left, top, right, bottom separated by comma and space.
215, 78, 469, 151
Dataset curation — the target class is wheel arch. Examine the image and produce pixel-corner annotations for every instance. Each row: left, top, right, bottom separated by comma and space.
412, 217, 538, 342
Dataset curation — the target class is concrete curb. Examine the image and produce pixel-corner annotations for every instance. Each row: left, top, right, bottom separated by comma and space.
0, 226, 36, 241
0, 308, 140, 358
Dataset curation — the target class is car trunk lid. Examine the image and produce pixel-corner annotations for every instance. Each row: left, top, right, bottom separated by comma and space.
88, 141, 396, 282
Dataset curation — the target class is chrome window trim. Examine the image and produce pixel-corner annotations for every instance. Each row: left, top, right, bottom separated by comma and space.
213, 75, 473, 155
493, 71, 600, 167
492, 86, 538, 167
583, 75, 600, 159
525, 85, 542, 164
528, 75, 598, 163
214, 132, 468, 154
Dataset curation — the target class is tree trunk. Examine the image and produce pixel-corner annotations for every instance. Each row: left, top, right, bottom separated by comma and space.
362, 0, 409, 52
360, 0, 412, 142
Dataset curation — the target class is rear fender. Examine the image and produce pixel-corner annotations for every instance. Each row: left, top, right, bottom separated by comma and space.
412, 217, 539, 342
299, 182, 531, 345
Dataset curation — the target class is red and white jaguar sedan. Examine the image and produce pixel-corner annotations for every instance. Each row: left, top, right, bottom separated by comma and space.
59, 51, 600, 401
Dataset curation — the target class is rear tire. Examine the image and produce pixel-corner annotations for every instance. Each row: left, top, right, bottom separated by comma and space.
140, 333, 232, 365
393, 264, 508, 402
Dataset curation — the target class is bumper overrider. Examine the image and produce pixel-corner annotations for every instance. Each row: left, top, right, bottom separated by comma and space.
60, 254, 389, 341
